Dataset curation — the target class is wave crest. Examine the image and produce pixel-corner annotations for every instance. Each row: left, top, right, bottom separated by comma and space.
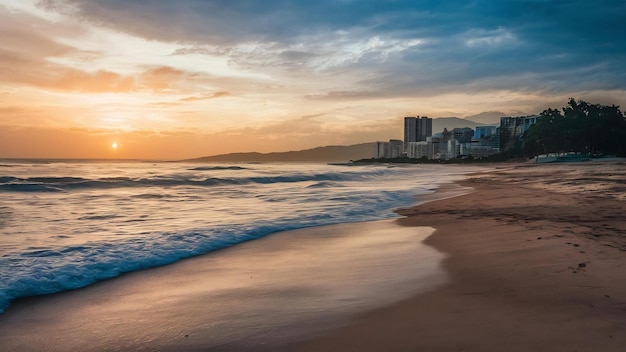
0, 171, 364, 192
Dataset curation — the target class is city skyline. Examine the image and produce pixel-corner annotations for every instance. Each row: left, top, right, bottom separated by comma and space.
1, 1, 625, 159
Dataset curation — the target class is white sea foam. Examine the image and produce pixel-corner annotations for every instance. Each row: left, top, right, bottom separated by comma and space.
0, 161, 482, 312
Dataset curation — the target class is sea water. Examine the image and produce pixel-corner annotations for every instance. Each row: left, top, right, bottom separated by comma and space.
0, 161, 481, 312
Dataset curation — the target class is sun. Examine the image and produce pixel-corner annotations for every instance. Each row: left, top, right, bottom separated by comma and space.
111, 142, 118, 150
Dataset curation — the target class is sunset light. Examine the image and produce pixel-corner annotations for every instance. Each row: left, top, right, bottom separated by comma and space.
0, 0, 624, 160
1, 1, 625, 350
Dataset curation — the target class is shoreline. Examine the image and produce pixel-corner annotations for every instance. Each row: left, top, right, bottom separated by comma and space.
0, 220, 447, 351
1, 162, 624, 350
289, 161, 626, 351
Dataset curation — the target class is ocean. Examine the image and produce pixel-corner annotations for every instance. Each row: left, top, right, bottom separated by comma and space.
0, 160, 482, 313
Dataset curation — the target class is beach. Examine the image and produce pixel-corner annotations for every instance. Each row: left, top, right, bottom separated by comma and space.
1, 161, 625, 351
0, 219, 447, 351
292, 161, 626, 351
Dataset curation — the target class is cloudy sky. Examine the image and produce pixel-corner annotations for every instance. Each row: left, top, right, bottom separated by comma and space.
1, 0, 625, 159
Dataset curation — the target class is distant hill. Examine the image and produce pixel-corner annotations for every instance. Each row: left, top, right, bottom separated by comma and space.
463, 111, 507, 125
432, 117, 486, 133
184, 143, 376, 162
184, 118, 501, 163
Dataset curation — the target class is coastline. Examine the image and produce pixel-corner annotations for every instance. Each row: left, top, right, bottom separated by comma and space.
0, 220, 447, 351
290, 161, 626, 351
1, 162, 624, 351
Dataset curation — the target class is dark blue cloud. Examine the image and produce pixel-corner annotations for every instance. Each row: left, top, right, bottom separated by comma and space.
51, 1, 626, 52
43, 0, 626, 96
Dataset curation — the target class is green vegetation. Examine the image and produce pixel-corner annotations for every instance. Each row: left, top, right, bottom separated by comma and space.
358, 99, 626, 164
523, 99, 626, 158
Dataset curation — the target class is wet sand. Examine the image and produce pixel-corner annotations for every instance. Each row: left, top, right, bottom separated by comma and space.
290, 161, 626, 351
2, 161, 625, 351
0, 220, 445, 351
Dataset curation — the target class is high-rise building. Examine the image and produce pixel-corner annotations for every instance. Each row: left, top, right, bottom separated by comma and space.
405, 128, 457, 160
407, 141, 429, 159
452, 127, 474, 144
388, 139, 404, 158
404, 117, 417, 150
418, 116, 433, 142
374, 141, 387, 159
474, 125, 498, 139
374, 139, 404, 158
404, 116, 432, 151
500, 115, 539, 151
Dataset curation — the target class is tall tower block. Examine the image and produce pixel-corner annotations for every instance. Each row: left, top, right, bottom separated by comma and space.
404, 116, 432, 151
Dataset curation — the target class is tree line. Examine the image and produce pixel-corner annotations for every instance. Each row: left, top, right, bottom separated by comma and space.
522, 98, 626, 157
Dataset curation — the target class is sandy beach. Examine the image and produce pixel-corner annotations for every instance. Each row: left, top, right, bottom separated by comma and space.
0, 219, 445, 351
291, 161, 626, 351
1, 161, 625, 351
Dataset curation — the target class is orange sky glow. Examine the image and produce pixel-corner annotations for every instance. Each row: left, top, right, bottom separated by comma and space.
1, 1, 625, 159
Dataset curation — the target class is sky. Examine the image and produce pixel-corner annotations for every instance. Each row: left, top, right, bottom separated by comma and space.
1, 0, 625, 159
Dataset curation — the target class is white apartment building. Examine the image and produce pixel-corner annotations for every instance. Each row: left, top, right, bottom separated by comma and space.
407, 141, 429, 159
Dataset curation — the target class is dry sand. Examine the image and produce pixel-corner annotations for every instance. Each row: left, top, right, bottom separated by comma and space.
290, 161, 626, 351
1, 161, 625, 351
